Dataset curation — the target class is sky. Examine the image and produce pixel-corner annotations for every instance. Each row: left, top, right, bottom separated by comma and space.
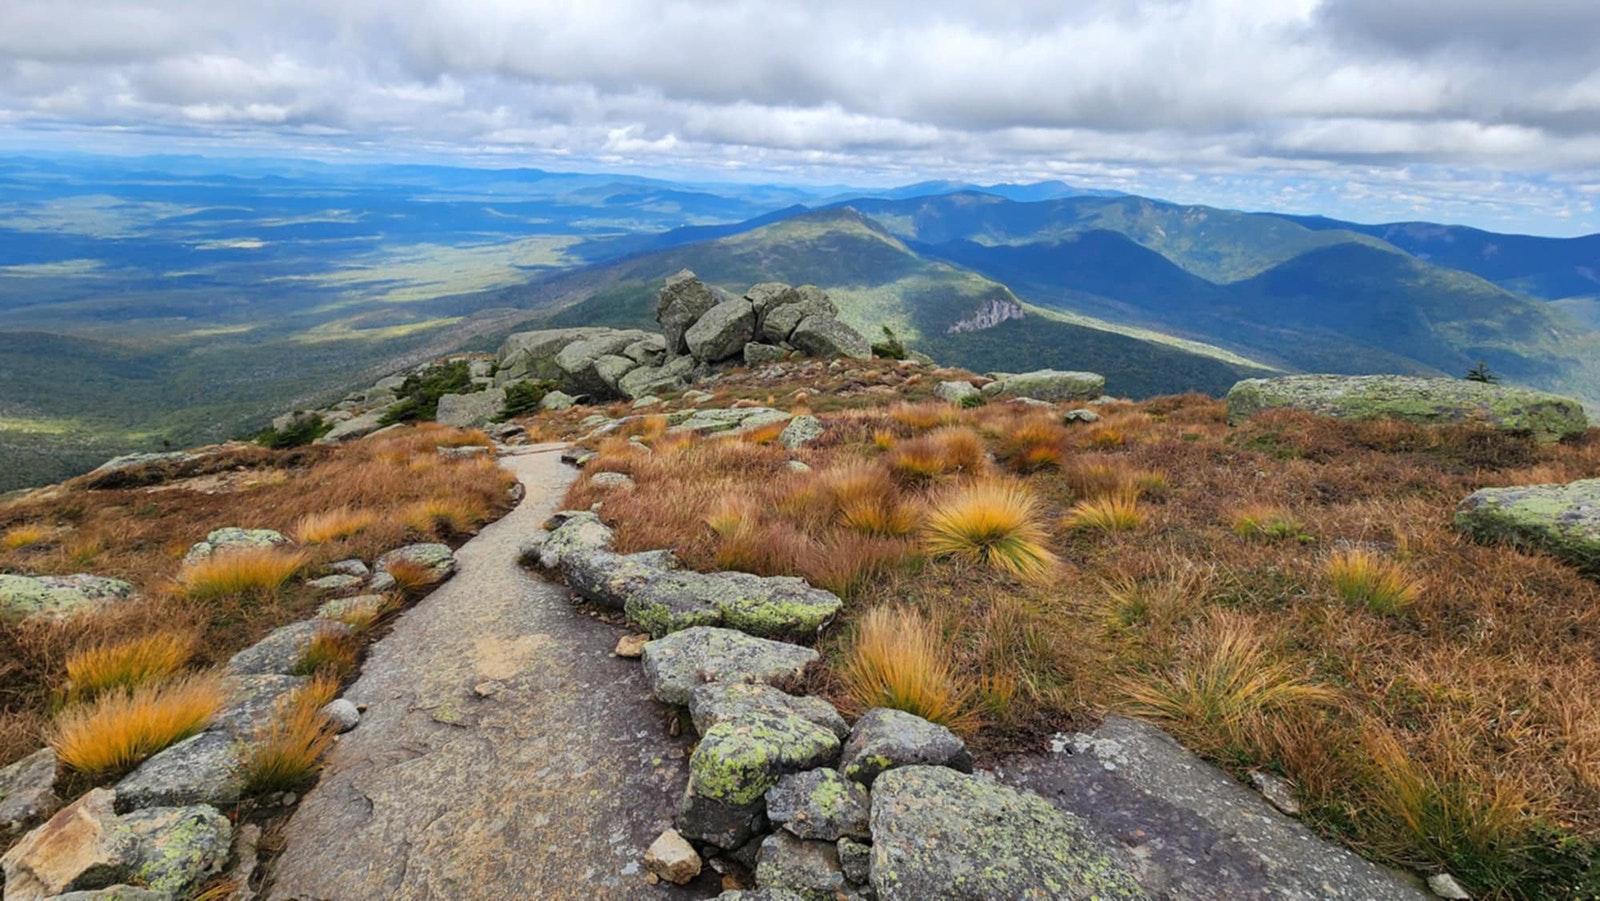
3, 0, 1600, 235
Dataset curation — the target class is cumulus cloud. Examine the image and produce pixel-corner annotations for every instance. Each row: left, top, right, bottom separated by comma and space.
0, 0, 1598, 232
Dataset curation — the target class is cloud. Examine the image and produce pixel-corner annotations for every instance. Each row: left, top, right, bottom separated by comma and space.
0, 0, 1598, 233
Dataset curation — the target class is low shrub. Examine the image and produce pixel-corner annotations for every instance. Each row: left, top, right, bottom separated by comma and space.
256, 413, 332, 449
499, 380, 559, 420
49, 673, 225, 776
380, 360, 475, 425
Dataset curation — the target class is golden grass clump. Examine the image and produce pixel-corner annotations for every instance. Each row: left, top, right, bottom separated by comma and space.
402, 497, 487, 537
178, 547, 308, 601
65, 630, 199, 701
1121, 612, 1341, 757
1325, 549, 1421, 615
839, 495, 922, 538
886, 426, 988, 483
891, 402, 961, 432
241, 675, 339, 794
838, 606, 974, 729
294, 626, 361, 679
384, 558, 441, 595
49, 673, 225, 776
2, 524, 50, 550
293, 508, 379, 544
924, 480, 1058, 582
1066, 493, 1144, 533
996, 417, 1069, 473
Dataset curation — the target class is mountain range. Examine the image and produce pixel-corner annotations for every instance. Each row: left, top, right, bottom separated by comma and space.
2, 153, 1597, 490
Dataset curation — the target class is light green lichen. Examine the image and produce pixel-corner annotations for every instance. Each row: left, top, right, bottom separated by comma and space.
688, 715, 840, 805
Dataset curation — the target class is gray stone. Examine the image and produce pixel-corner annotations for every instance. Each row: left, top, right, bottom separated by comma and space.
624, 334, 669, 366
766, 769, 870, 841
228, 621, 351, 677
761, 304, 811, 344
755, 831, 847, 900
996, 716, 1427, 900
689, 682, 848, 740
317, 594, 386, 621
631, 395, 663, 409
589, 471, 635, 491
1249, 769, 1301, 816
592, 354, 641, 393
0, 790, 229, 901
182, 527, 290, 567
790, 316, 871, 360
90, 452, 195, 475
839, 708, 973, 787
778, 415, 824, 450
1063, 408, 1101, 423
644, 828, 702, 885
0, 574, 136, 620
837, 838, 871, 885
366, 572, 397, 594
496, 328, 606, 383
536, 511, 615, 570
870, 766, 1143, 900
1428, 873, 1472, 899
618, 355, 696, 400
713, 890, 809, 901
687, 299, 758, 363
376, 542, 456, 580
658, 270, 722, 355
434, 388, 506, 429
745, 282, 799, 317
934, 380, 981, 404
1455, 477, 1600, 573
115, 731, 242, 810
624, 569, 842, 640
744, 342, 788, 366
327, 559, 370, 578
981, 369, 1106, 403
0, 748, 59, 839
786, 460, 812, 473
1225, 374, 1588, 442
680, 711, 842, 848
556, 331, 655, 397
563, 548, 678, 610
214, 674, 308, 736
536, 390, 575, 412
315, 410, 387, 445
641, 626, 820, 707
305, 574, 364, 594
321, 699, 361, 734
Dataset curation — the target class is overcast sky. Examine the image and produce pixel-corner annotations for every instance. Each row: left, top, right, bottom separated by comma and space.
3, 0, 1600, 234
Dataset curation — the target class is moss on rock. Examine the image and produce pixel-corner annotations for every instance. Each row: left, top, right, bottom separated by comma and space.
1455, 478, 1600, 573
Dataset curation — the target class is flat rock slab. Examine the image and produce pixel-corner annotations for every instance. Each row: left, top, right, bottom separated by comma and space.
1456, 477, 1600, 574
267, 446, 715, 899
1225, 374, 1588, 442
641, 627, 819, 707
993, 716, 1427, 900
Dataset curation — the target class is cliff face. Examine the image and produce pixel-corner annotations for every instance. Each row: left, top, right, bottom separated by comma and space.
945, 298, 1024, 334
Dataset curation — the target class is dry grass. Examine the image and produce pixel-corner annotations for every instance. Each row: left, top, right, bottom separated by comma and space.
178, 547, 308, 602
924, 480, 1058, 582
1325, 549, 1422, 615
402, 497, 488, 538
241, 676, 338, 794
383, 558, 441, 595
1066, 494, 1144, 533
293, 508, 379, 544
2, 524, 49, 550
1232, 506, 1311, 543
294, 626, 360, 679
64, 630, 198, 702
838, 606, 975, 729
48, 673, 224, 776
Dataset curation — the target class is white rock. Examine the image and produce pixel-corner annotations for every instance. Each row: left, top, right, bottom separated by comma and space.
320, 699, 361, 734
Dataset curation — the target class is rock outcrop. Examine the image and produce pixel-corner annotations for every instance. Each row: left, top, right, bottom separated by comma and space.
1225, 374, 1589, 442
982, 369, 1106, 404
1455, 477, 1600, 573
0, 574, 136, 620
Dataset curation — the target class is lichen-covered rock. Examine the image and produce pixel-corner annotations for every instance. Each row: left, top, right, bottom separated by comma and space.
624, 334, 669, 366
746, 282, 799, 318
539, 389, 578, 411
624, 569, 841, 640
555, 330, 655, 397
766, 769, 870, 841
1455, 477, 1600, 573
0, 574, 137, 620
0, 790, 230, 901
536, 511, 615, 570
680, 711, 841, 848
305, 573, 364, 595
0, 748, 59, 839
316, 410, 387, 445
376, 542, 456, 580
981, 370, 1105, 404
563, 549, 678, 611
744, 342, 788, 366
687, 299, 758, 363
182, 527, 290, 567
713, 890, 810, 901
1063, 408, 1101, 423
934, 380, 981, 404
870, 767, 1142, 900
689, 683, 848, 740
839, 708, 973, 787
760, 286, 837, 344
671, 407, 783, 435
327, 559, 370, 578
755, 830, 848, 900
837, 837, 871, 885
1226, 374, 1589, 442
659, 270, 722, 355
589, 471, 636, 491
434, 388, 506, 429
49, 885, 172, 900
228, 620, 351, 677
778, 415, 824, 450
619, 355, 696, 400
789, 316, 871, 360
593, 354, 642, 393
642, 627, 820, 707
645, 828, 702, 885
316, 593, 387, 621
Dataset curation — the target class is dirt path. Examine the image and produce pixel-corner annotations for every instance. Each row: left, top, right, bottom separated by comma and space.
268, 446, 717, 900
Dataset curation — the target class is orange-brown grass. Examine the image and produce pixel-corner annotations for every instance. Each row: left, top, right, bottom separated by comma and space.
739, 418, 792, 445
402, 496, 489, 538
924, 480, 1058, 582
178, 547, 308, 601
48, 672, 224, 776
838, 606, 975, 730
996, 417, 1069, 473
1325, 549, 1422, 615
799, 533, 917, 598
384, 558, 440, 595
2, 524, 50, 550
887, 427, 987, 483
433, 428, 493, 449
1062, 456, 1139, 501
293, 508, 379, 544
294, 626, 361, 679
1066, 494, 1144, 533
890, 402, 961, 431
241, 675, 338, 794
65, 630, 199, 701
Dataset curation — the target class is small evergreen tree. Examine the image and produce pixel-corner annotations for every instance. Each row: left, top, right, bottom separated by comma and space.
1464, 360, 1500, 384
380, 360, 475, 425
871, 325, 908, 360
497, 380, 558, 421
